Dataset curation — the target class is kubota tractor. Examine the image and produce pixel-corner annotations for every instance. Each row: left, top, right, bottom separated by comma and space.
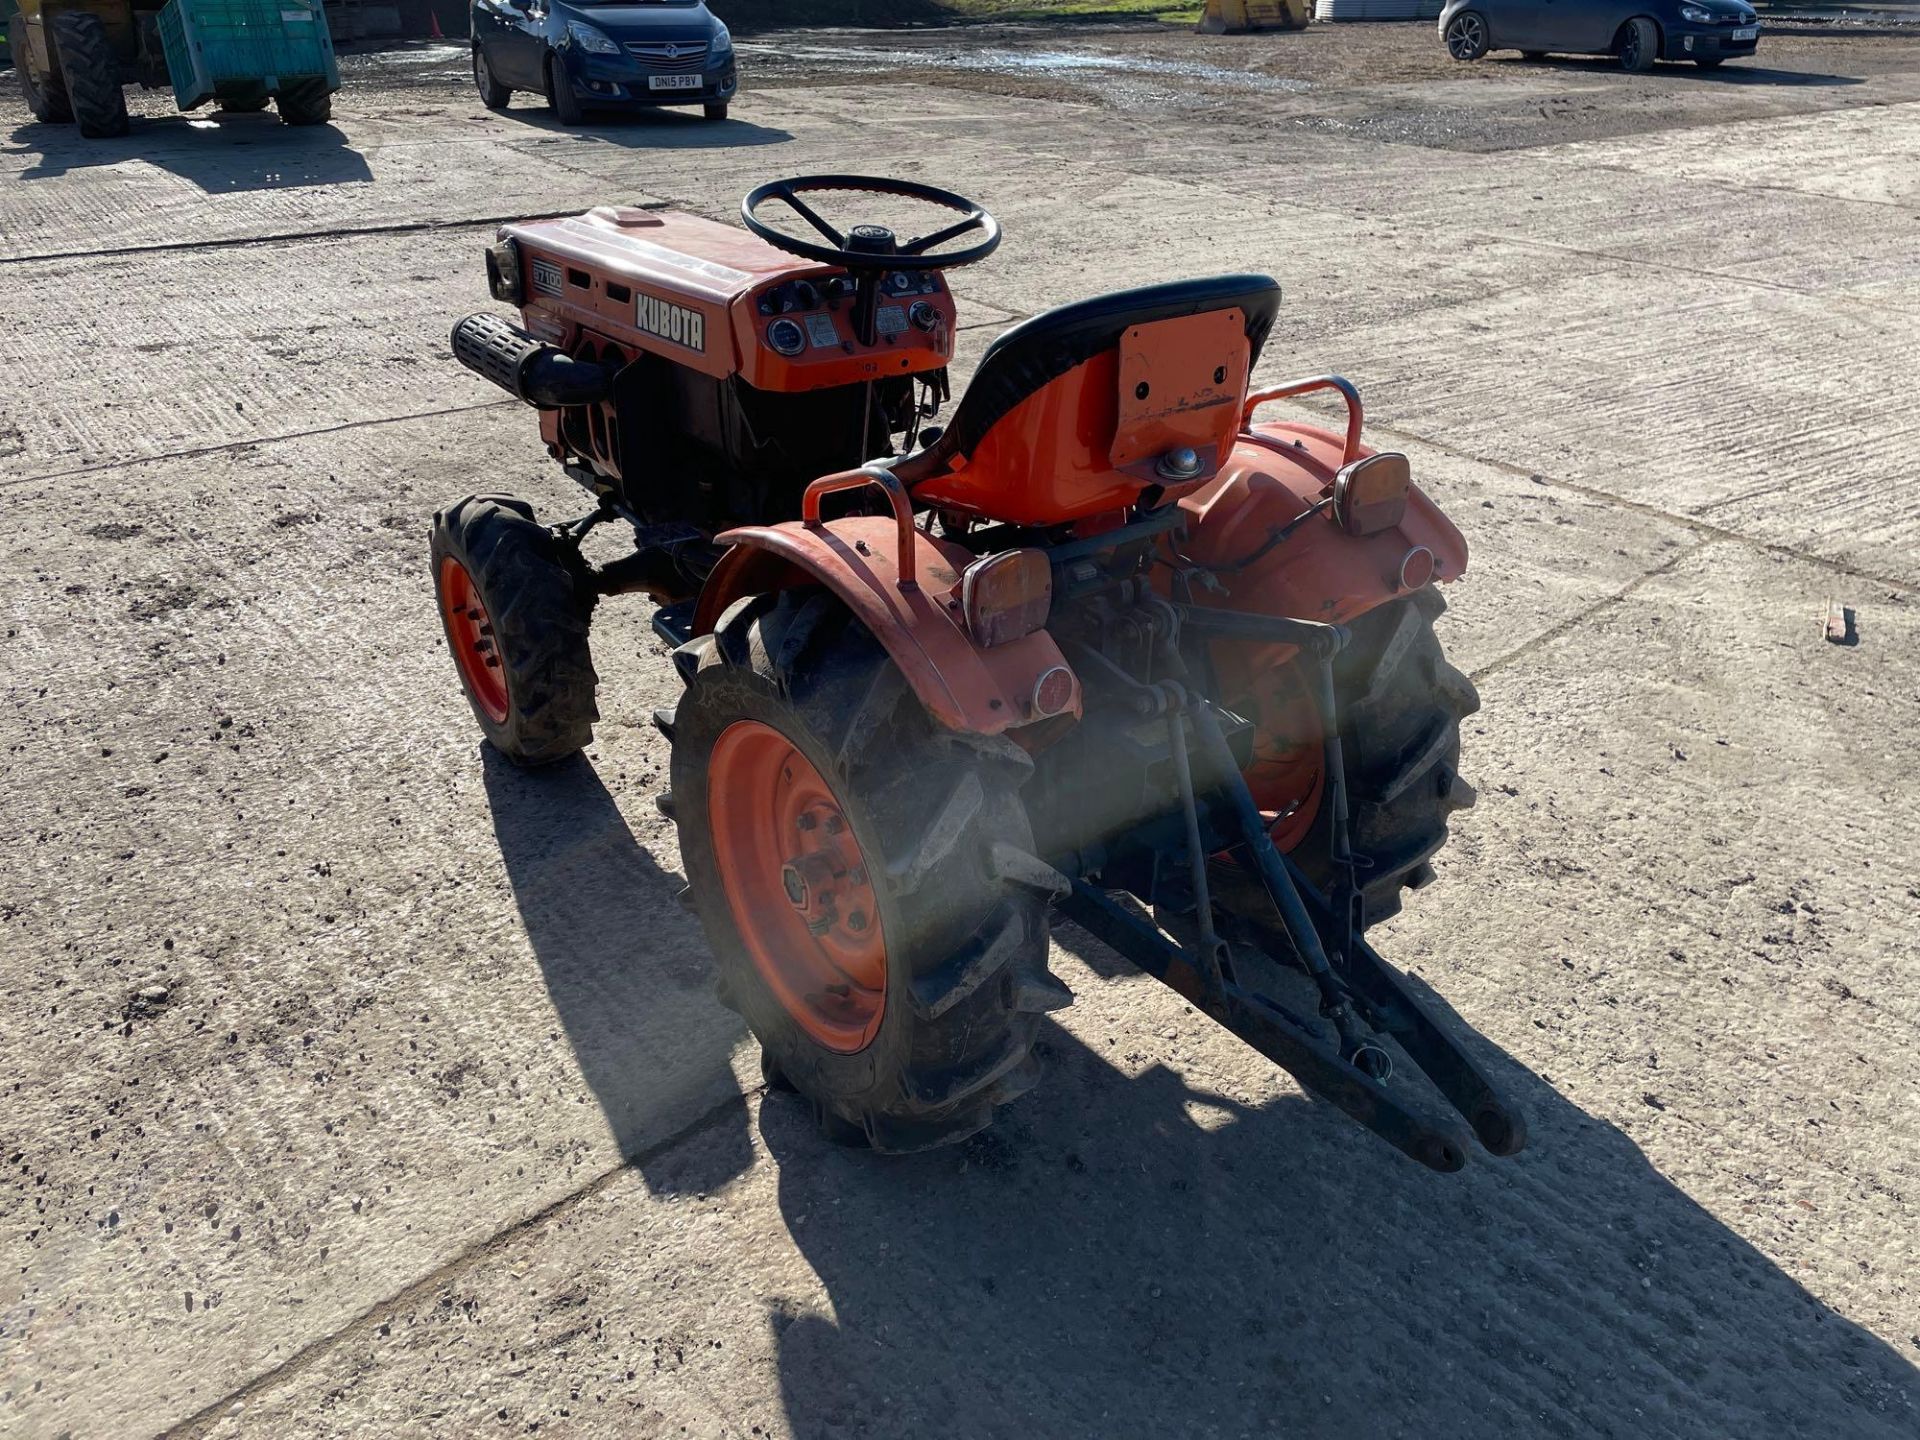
433, 177, 1525, 1170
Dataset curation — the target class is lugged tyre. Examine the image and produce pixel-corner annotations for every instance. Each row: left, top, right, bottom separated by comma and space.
276, 78, 333, 126
429, 495, 599, 766
49, 10, 127, 139
1297, 586, 1480, 927
11, 15, 73, 123
669, 590, 1070, 1153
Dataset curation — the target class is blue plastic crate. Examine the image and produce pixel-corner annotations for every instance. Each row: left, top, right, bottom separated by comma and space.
158, 0, 339, 111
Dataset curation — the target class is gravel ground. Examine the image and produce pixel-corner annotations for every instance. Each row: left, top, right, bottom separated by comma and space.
2, 16, 1918, 1439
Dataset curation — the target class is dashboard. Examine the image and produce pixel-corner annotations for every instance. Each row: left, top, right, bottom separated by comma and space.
745, 270, 954, 386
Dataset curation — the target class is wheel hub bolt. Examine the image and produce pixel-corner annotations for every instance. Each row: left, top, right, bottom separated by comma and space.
823, 814, 844, 835
846, 910, 867, 933
781, 865, 807, 907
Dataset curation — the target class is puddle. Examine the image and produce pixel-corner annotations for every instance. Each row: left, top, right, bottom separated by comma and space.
740, 38, 1312, 94
343, 43, 469, 67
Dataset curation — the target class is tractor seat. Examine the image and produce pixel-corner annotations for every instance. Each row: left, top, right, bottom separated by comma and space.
915, 273, 1282, 474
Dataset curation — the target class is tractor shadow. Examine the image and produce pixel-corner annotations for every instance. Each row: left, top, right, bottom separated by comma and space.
6, 110, 374, 191
491, 102, 792, 150
756, 930, 1919, 1438
482, 747, 754, 1195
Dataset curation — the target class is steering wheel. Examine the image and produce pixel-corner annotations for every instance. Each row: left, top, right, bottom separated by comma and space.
741, 175, 1001, 273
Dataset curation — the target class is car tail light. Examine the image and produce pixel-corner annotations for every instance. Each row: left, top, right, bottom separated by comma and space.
1332, 452, 1412, 536
960, 549, 1051, 648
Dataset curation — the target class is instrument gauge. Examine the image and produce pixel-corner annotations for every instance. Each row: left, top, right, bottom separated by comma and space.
767, 318, 807, 356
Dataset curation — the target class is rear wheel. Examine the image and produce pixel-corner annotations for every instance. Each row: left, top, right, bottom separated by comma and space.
276, 78, 332, 125
474, 43, 511, 109
1619, 17, 1658, 72
1444, 11, 1489, 61
429, 495, 599, 766
669, 591, 1068, 1152
546, 53, 584, 126
1293, 587, 1480, 928
13, 16, 74, 122
50, 11, 128, 139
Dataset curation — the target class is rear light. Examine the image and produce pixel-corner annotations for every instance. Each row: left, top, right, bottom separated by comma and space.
1332, 451, 1412, 536
960, 549, 1051, 648
1032, 666, 1077, 718
485, 238, 523, 305
1397, 545, 1435, 592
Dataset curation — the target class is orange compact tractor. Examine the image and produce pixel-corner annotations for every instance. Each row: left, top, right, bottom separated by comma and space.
434, 177, 1524, 1169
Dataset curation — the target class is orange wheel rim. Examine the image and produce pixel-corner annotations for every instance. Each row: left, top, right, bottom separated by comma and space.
438, 556, 510, 725
1244, 664, 1326, 852
708, 720, 887, 1053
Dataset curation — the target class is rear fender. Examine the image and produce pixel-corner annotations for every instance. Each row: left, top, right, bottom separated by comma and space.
1178, 421, 1469, 623
696, 509, 1081, 739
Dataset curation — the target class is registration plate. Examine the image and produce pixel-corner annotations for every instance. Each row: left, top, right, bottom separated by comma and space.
648, 74, 702, 91
1732, 25, 1758, 39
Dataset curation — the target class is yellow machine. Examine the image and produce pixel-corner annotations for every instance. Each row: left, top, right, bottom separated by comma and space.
8, 0, 335, 139
8, 0, 162, 137
1196, 0, 1311, 32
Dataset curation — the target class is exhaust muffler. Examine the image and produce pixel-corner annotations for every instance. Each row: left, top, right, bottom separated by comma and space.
450, 312, 613, 410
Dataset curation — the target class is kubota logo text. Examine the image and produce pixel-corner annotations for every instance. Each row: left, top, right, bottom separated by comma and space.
637, 294, 705, 352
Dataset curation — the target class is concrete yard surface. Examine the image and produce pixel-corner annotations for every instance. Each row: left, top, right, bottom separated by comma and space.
2, 18, 1918, 1439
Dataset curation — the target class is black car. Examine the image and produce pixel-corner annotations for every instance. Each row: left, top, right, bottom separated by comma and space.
471, 0, 739, 124
1438, 0, 1760, 71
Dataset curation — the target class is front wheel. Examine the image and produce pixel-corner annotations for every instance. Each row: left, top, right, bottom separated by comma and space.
1695, 55, 1726, 70
474, 44, 511, 109
50, 11, 128, 138
1444, 11, 1490, 62
429, 495, 599, 765
546, 54, 584, 126
1619, 17, 1658, 72
703, 101, 729, 121
669, 591, 1068, 1153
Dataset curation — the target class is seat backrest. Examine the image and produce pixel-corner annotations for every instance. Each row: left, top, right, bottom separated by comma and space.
904, 275, 1282, 526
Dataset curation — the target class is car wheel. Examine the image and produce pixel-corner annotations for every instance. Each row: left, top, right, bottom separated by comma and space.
1619, 17, 1658, 72
546, 53, 584, 126
703, 101, 729, 121
1443, 11, 1490, 62
474, 44, 511, 109
1694, 55, 1726, 70
1522, 50, 1546, 60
